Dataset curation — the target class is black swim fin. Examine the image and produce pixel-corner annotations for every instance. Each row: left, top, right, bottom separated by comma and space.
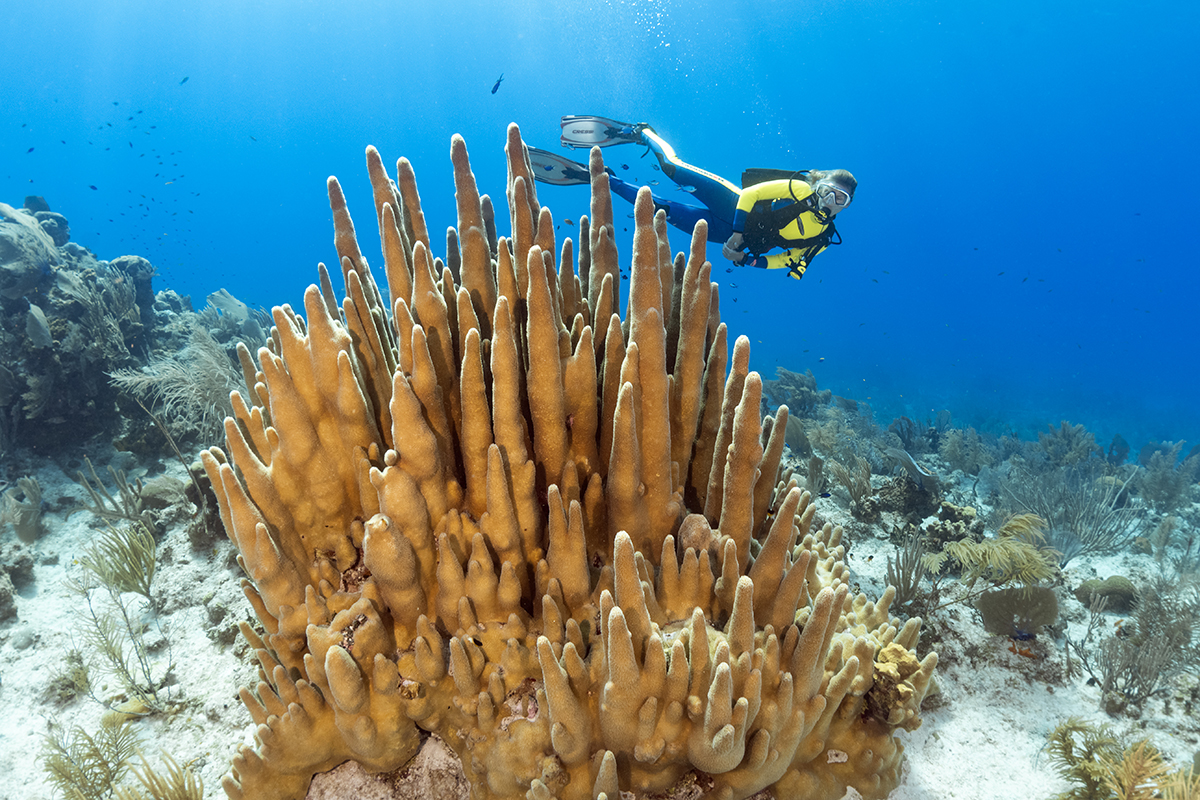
559, 115, 646, 150
527, 147, 591, 186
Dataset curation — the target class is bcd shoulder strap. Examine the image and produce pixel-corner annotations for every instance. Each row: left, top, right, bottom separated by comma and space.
743, 196, 841, 256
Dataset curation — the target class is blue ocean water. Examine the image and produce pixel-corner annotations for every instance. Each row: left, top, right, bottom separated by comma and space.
5, 0, 1197, 452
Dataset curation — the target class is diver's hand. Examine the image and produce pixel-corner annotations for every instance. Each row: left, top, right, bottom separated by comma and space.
722, 234, 746, 263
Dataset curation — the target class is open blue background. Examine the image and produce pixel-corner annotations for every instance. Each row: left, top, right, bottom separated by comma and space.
5, 0, 1197, 451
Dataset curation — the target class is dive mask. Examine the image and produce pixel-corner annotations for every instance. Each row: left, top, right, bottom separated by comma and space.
815, 182, 852, 214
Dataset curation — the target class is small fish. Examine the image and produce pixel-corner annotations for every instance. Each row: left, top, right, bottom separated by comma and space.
725, 268, 733, 273
819, 492, 832, 498
818, 357, 825, 362
652, 164, 660, 171
180, 76, 189, 85
729, 283, 738, 288
89, 185, 98, 190
250, 135, 257, 141
112, 101, 119, 105
649, 180, 659, 186
871, 278, 878, 283
563, 218, 574, 226
491, 74, 503, 94
26, 147, 34, 153
678, 185, 695, 193
621, 164, 629, 170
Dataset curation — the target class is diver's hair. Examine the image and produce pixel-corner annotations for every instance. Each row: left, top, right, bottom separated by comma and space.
806, 169, 857, 196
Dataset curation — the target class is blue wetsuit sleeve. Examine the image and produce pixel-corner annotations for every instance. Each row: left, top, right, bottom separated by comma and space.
732, 207, 749, 234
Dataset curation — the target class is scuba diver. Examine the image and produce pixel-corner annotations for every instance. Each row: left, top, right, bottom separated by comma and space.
528, 115, 856, 280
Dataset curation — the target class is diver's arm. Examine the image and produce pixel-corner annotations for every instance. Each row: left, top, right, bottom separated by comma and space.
731, 180, 811, 232
764, 248, 808, 278
763, 242, 829, 278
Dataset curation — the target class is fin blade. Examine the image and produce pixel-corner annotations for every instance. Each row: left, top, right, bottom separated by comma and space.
559, 115, 641, 149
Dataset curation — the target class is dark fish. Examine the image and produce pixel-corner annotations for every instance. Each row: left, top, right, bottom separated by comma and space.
26, 147, 33, 153
180, 76, 189, 85
563, 218, 574, 226
89, 185, 98, 190
621, 164, 629, 170
819, 492, 832, 498
250, 135, 257, 141
491, 74, 503, 94
112, 101, 119, 105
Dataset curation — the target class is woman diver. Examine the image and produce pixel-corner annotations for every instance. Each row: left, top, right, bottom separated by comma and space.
529, 115, 856, 280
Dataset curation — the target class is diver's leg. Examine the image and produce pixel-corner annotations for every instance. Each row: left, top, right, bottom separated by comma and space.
609, 176, 724, 243
640, 128, 740, 233
607, 175, 641, 207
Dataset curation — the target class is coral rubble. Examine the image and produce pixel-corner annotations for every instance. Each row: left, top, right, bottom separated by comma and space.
202, 125, 936, 800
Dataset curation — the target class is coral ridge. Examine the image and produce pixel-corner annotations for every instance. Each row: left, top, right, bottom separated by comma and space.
201, 125, 936, 800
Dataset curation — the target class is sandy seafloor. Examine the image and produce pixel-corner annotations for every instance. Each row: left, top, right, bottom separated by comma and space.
1, 444, 1197, 800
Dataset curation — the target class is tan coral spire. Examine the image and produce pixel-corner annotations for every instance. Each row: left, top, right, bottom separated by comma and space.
202, 124, 936, 800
